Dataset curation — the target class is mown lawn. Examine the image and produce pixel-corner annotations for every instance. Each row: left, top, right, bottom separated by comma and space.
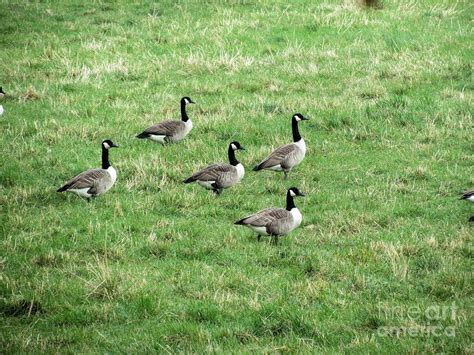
0, 0, 472, 352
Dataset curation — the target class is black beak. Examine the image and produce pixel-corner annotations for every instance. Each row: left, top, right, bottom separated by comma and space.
302, 116, 309, 121
190, 100, 196, 104
298, 192, 306, 197
112, 143, 119, 148
240, 147, 246, 151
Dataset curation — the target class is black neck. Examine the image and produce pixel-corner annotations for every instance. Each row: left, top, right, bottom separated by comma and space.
180, 101, 189, 122
102, 146, 110, 169
286, 190, 296, 211
228, 146, 239, 166
292, 117, 301, 142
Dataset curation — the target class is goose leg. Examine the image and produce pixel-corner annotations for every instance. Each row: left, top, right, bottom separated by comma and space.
469, 215, 474, 222
257, 235, 261, 242
271, 235, 279, 245
283, 171, 288, 180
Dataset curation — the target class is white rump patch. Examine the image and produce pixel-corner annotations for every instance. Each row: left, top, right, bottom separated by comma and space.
197, 180, 216, 190
149, 135, 167, 143
267, 164, 283, 171
248, 225, 269, 235
69, 188, 92, 198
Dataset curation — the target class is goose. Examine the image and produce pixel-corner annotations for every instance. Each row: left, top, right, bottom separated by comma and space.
460, 189, 474, 202
57, 139, 119, 200
184, 141, 245, 194
0, 87, 5, 98
0, 105, 3, 116
253, 113, 309, 179
460, 189, 474, 222
136, 96, 195, 143
235, 187, 305, 244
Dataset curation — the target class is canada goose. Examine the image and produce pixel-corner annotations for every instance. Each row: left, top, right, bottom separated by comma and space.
235, 187, 305, 244
253, 113, 309, 179
57, 139, 119, 200
460, 189, 474, 222
460, 189, 474, 202
136, 96, 195, 143
184, 141, 245, 194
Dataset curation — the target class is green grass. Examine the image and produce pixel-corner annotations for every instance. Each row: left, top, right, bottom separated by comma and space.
1, 0, 473, 352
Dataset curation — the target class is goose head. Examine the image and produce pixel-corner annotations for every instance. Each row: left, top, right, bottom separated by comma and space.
102, 139, 119, 150
181, 96, 195, 105
292, 113, 309, 122
230, 141, 245, 151
288, 187, 305, 197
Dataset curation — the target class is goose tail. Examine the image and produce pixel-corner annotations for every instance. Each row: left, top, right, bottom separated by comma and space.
234, 218, 247, 225
136, 132, 149, 139
183, 177, 195, 184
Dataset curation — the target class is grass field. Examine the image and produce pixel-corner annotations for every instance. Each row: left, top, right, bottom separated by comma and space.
1, 0, 473, 352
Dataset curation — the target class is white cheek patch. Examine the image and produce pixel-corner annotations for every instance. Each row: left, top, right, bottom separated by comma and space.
184, 98, 190, 104
294, 115, 301, 121
290, 190, 296, 197
231, 143, 237, 150
103, 142, 110, 149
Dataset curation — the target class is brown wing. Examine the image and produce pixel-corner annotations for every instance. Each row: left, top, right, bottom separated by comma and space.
237, 208, 289, 227
144, 120, 183, 136
187, 164, 234, 182
59, 169, 109, 191
255, 143, 297, 170
267, 214, 294, 235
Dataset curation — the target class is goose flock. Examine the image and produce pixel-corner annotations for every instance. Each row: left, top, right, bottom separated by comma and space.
1, 89, 471, 242
54, 96, 309, 243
